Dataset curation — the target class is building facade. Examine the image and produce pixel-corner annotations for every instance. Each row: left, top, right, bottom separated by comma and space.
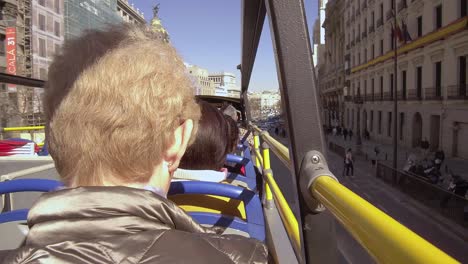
0, 0, 36, 126
248, 90, 281, 119
117, 0, 145, 24
208, 72, 240, 98
320, 0, 346, 128
326, 0, 468, 159
186, 63, 215, 96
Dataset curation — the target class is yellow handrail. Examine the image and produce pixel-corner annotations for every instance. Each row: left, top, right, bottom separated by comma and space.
312, 176, 458, 263
251, 125, 292, 170
1, 126, 45, 132
251, 124, 458, 263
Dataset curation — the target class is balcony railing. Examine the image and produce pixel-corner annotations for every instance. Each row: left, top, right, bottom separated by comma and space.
407, 89, 423, 100
425, 87, 443, 100
383, 91, 392, 100
369, 25, 375, 33
356, 36, 361, 43
376, 18, 383, 28
447, 84, 468, 100
386, 10, 394, 21
362, 31, 367, 39
354, 96, 364, 104
397, 0, 408, 12
344, 95, 352, 102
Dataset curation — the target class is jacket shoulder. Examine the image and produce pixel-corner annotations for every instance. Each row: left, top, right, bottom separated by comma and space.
139, 230, 268, 264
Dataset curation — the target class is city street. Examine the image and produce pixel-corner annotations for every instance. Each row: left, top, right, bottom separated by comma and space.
267, 133, 468, 263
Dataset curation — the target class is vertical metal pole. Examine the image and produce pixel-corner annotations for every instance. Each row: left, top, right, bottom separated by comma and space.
393, 5, 398, 170
265, 0, 337, 262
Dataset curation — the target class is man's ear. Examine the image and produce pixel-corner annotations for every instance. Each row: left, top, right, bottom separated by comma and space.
164, 119, 194, 173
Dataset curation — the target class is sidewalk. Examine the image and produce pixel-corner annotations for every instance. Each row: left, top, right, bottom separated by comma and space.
326, 134, 468, 178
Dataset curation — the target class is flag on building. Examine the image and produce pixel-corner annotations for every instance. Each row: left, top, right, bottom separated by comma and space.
401, 20, 412, 42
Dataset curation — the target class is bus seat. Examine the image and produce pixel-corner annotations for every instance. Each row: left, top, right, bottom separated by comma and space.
168, 181, 265, 241
226, 154, 256, 187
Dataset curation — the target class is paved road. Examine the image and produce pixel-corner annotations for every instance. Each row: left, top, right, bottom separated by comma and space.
268, 134, 468, 263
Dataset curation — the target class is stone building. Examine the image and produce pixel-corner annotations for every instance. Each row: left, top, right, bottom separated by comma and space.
321, 0, 468, 159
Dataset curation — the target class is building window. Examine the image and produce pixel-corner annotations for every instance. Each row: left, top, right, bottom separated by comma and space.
462, 0, 468, 18
39, 14, 46, 31
39, 68, 47, 80
371, 78, 375, 100
435, 5, 442, 29
55, 0, 60, 14
380, 39, 384, 55
370, 111, 374, 132
371, 12, 375, 27
388, 112, 392, 137
380, 4, 384, 21
435, 61, 442, 97
0, 34, 5, 55
54, 21, 60, 37
39, 0, 45, 6
371, 44, 375, 59
417, 16, 423, 37
55, 43, 60, 55
459, 56, 467, 96
390, 73, 394, 99
380, 76, 384, 100
390, 31, 394, 50
378, 111, 382, 134
416, 66, 422, 99
402, 70, 407, 100
39, 38, 46, 57
399, 112, 405, 140
364, 49, 367, 62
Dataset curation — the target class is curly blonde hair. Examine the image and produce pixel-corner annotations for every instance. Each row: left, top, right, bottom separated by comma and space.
45, 24, 200, 186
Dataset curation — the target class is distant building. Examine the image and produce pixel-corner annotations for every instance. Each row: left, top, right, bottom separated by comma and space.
208, 72, 240, 98
63, 0, 122, 40
117, 0, 145, 24
185, 63, 215, 96
249, 90, 281, 119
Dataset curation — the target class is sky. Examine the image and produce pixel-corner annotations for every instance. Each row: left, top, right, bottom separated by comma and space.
131, 0, 318, 92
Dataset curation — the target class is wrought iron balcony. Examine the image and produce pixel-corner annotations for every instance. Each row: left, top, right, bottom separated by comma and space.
344, 95, 352, 102
447, 84, 468, 100
354, 96, 364, 104
369, 25, 375, 33
362, 31, 367, 39
397, 0, 407, 12
425, 87, 443, 100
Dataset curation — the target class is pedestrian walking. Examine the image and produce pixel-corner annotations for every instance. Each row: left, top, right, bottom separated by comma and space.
343, 128, 348, 141
344, 148, 354, 177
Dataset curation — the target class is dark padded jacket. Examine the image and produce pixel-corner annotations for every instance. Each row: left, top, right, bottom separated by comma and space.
3, 187, 268, 263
